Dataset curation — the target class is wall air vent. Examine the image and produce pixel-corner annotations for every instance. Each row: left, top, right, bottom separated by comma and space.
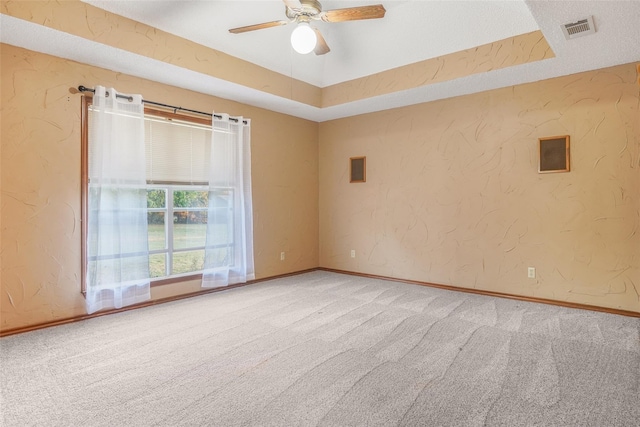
561, 16, 596, 40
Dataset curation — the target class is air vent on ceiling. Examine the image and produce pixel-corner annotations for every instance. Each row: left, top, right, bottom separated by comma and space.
561, 16, 596, 40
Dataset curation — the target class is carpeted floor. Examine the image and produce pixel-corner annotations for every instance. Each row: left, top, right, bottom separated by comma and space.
1, 271, 639, 426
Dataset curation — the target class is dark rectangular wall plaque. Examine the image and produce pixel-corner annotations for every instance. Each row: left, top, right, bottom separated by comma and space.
350, 156, 366, 183
539, 135, 570, 173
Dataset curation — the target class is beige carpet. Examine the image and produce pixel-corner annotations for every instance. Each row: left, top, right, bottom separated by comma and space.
1, 271, 639, 426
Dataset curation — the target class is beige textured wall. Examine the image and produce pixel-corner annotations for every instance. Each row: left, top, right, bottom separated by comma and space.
0, 44, 319, 332
319, 63, 640, 313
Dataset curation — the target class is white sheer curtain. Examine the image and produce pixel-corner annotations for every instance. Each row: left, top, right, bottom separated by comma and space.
86, 86, 151, 314
202, 114, 254, 288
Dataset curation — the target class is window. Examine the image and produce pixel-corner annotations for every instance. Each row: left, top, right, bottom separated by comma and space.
146, 185, 234, 279
82, 98, 224, 290
147, 185, 208, 278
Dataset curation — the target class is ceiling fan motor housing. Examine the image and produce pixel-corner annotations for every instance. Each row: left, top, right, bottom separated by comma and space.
286, 0, 322, 19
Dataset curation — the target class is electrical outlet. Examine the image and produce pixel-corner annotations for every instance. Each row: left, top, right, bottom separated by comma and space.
528, 267, 536, 279
350, 250, 356, 258
280, 252, 285, 261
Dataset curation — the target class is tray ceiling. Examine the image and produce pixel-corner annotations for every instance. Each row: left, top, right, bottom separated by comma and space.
1, 1, 638, 121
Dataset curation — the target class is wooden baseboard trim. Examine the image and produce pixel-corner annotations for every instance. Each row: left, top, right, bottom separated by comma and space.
4, 266, 637, 337
0, 268, 319, 338
319, 268, 640, 318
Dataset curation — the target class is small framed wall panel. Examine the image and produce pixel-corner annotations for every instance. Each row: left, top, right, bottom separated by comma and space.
350, 156, 366, 183
538, 135, 570, 173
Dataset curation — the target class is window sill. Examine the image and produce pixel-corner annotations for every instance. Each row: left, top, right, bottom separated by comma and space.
151, 273, 203, 287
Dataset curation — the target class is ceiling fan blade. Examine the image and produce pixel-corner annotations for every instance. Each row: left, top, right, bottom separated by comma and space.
313, 28, 330, 55
229, 20, 289, 34
321, 4, 386, 22
282, 0, 302, 9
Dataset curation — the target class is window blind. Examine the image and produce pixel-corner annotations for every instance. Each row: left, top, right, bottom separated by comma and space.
88, 107, 212, 184
144, 116, 212, 184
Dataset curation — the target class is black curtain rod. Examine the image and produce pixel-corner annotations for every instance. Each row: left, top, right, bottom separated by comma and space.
78, 86, 246, 124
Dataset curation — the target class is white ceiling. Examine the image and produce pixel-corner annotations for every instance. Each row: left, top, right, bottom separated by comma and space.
1, 1, 639, 121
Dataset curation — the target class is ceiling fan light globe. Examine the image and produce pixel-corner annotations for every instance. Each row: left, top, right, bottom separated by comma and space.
291, 23, 317, 54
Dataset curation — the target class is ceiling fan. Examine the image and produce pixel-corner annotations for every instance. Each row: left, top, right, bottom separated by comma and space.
228, 0, 386, 55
